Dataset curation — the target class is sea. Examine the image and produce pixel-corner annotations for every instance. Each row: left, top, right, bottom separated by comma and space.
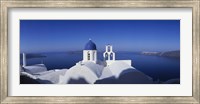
20, 52, 180, 82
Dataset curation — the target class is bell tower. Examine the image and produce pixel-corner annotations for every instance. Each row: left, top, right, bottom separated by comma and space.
103, 45, 115, 61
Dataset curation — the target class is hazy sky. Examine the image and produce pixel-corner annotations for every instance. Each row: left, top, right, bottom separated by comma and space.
20, 20, 180, 53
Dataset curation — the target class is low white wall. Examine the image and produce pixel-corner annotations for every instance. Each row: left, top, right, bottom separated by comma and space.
106, 60, 132, 66
23, 64, 47, 74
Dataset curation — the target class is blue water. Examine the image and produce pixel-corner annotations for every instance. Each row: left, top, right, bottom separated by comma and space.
20, 52, 180, 81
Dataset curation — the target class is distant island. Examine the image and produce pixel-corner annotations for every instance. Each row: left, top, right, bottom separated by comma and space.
20, 53, 46, 59
141, 50, 180, 58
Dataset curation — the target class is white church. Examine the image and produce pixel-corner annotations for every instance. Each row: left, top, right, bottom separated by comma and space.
20, 39, 155, 84
82, 39, 132, 66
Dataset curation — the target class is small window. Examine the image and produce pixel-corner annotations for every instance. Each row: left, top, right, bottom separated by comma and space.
87, 52, 90, 60
108, 46, 111, 52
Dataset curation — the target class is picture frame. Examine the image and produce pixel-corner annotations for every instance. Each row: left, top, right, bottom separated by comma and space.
0, 0, 199, 103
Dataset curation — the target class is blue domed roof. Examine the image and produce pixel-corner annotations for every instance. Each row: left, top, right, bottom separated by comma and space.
84, 40, 97, 50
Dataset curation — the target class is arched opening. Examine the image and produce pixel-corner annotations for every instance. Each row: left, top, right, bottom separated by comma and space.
110, 53, 113, 60
93, 52, 95, 60
108, 46, 111, 52
104, 53, 108, 60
